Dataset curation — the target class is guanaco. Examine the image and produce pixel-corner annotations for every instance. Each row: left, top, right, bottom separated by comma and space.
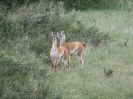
57, 31, 86, 67
50, 32, 69, 70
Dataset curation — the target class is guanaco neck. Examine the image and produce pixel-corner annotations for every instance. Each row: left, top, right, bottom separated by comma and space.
52, 40, 57, 50
60, 37, 66, 47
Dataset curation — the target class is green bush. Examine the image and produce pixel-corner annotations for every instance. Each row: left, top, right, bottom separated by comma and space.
53, 0, 133, 10
0, 0, 111, 57
0, 0, 39, 7
0, 57, 20, 77
29, 34, 51, 54
0, 55, 54, 98
83, 26, 111, 46
55, 0, 119, 10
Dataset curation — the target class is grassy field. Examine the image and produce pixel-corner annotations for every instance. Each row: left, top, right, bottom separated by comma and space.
48, 10, 133, 99
1, 1, 133, 98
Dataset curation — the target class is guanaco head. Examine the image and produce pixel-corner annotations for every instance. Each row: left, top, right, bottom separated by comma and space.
57, 31, 65, 40
51, 32, 58, 42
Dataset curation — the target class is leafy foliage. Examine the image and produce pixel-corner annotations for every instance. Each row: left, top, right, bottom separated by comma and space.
29, 34, 51, 54
1, 0, 133, 10
83, 26, 111, 46
55, 0, 119, 10
0, 0, 111, 55
0, 54, 53, 98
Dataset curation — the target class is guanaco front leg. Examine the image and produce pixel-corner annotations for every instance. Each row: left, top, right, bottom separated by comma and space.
51, 58, 55, 69
54, 57, 59, 69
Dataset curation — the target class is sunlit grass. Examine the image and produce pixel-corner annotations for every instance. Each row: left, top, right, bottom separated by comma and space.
75, 10, 133, 34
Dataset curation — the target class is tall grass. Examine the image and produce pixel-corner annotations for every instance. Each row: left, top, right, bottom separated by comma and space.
49, 6, 133, 99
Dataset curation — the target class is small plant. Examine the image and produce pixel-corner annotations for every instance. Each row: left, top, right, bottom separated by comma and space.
118, 39, 128, 47
104, 67, 113, 77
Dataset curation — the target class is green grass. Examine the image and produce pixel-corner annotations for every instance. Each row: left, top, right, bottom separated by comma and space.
48, 10, 133, 99
75, 10, 133, 34
1, 1, 133, 98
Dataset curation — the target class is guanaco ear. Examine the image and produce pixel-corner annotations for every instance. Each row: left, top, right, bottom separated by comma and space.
56, 32, 59, 38
51, 32, 53, 37
61, 31, 64, 34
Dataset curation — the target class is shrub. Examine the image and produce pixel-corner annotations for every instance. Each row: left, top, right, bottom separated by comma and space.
53, 0, 133, 10
0, 55, 54, 99
13, 1, 83, 55
29, 34, 51, 55
55, 0, 119, 10
82, 26, 111, 46
1, 0, 111, 58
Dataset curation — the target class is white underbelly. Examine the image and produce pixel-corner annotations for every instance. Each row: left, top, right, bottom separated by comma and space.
50, 49, 58, 58
70, 45, 78, 54
50, 50, 64, 59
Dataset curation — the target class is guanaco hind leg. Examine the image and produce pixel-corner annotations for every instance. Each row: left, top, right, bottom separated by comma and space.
77, 54, 83, 67
61, 56, 69, 70
77, 47, 84, 67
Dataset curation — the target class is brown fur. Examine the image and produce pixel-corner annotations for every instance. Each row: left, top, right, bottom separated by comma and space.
64, 42, 85, 66
82, 44, 86, 48
58, 31, 86, 67
50, 33, 69, 70
64, 42, 85, 54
